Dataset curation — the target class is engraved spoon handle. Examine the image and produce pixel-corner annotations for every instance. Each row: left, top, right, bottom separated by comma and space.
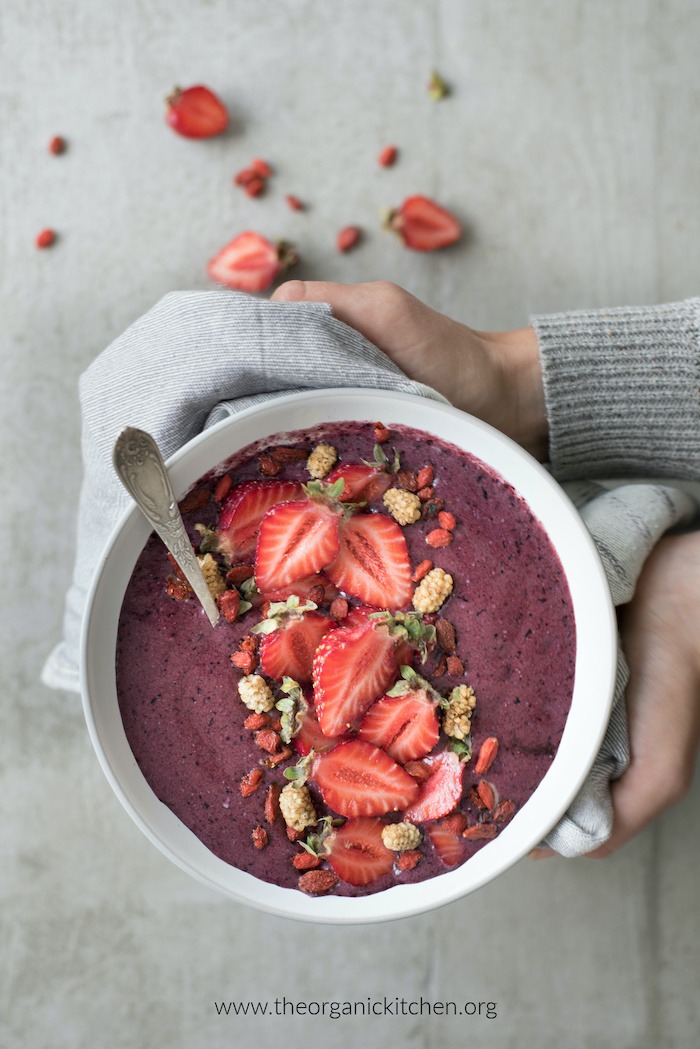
113, 427, 219, 627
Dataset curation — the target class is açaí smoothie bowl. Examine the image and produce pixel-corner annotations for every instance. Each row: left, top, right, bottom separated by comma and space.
82, 389, 616, 923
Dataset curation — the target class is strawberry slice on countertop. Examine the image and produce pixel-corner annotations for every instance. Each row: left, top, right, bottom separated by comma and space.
325, 511, 412, 610
403, 749, 465, 822
258, 609, 335, 684
324, 817, 395, 886
217, 480, 303, 561
312, 740, 419, 818
359, 689, 440, 764
165, 84, 229, 138
313, 618, 399, 736
208, 232, 297, 293
255, 499, 341, 593
386, 195, 462, 252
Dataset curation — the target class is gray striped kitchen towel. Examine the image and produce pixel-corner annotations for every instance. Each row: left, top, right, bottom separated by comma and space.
41, 290, 699, 856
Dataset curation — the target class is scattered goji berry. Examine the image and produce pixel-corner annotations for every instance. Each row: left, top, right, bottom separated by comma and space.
226, 563, 255, 585
378, 145, 398, 167
426, 528, 452, 548
285, 194, 304, 211
48, 135, 66, 155
329, 598, 349, 621
438, 511, 457, 531
396, 849, 422, 871
373, 421, 390, 442
244, 712, 270, 731
412, 559, 433, 583
35, 228, 56, 249
337, 226, 361, 252
239, 769, 263, 797
255, 729, 280, 754
252, 825, 268, 849
264, 784, 281, 824
446, 655, 464, 676
213, 474, 233, 502
416, 466, 435, 488
474, 737, 499, 776
298, 869, 339, 894
292, 851, 323, 870
217, 589, 240, 623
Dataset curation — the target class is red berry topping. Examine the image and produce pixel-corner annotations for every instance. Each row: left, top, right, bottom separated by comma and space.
285, 194, 304, 211
257, 572, 339, 606
359, 689, 440, 764
313, 619, 399, 736
403, 749, 465, 822
255, 500, 341, 593
386, 195, 461, 251
35, 228, 56, 249
259, 610, 335, 683
326, 463, 392, 504
325, 512, 412, 609
337, 226, 361, 253
217, 480, 303, 561
293, 705, 345, 756
48, 135, 66, 155
428, 821, 465, 866
312, 740, 419, 818
325, 817, 394, 886
207, 232, 297, 293
165, 85, 229, 139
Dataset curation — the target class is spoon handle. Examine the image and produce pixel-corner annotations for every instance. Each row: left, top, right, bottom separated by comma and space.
113, 427, 220, 627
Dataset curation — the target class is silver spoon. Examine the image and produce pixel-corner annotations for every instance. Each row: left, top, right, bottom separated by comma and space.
113, 427, 220, 626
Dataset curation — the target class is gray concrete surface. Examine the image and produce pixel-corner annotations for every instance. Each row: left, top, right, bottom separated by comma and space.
2, 1, 699, 1047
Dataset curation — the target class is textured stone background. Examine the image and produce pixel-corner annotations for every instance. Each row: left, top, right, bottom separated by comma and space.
2, 1, 699, 1047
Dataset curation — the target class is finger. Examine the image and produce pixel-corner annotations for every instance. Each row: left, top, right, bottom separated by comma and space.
271, 280, 368, 329
528, 848, 556, 860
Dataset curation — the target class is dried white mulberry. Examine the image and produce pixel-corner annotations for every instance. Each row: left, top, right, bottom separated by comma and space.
307, 443, 337, 479
381, 821, 423, 852
443, 684, 476, 740
237, 674, 274, 714
279, 783, 317, 832
197, 553, 226, 599
412, 567, 453, 614
383, 487, 422, 525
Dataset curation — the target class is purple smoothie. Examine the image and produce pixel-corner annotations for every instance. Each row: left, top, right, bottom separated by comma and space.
116, 421, 575, 895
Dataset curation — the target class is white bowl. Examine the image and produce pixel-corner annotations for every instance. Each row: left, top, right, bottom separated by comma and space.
81, 388, 616, 924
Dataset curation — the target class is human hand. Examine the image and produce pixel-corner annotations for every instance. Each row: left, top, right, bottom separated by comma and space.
534, 531, 700, 860
271, 280, 548, 460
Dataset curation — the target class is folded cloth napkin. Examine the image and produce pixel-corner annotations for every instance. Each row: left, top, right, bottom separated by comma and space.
42, 290, 699, 857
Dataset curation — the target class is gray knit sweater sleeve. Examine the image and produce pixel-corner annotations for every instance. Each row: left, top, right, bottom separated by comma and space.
532, 298, 700, 481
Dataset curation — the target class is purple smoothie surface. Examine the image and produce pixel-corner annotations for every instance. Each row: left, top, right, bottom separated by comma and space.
116, 421, 575, 896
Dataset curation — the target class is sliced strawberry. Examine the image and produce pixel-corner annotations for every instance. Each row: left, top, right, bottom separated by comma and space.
217, 480, 303, 561
166, 85, 228, 138
343, 605, 380, 628
428, 821, 466, 867
207, 232, 297, 293
325, 512, 412, 609
293, 706, 345, 756
313, 620, 399, 736
257, 572, 339, 605
325, 817, 394, 886
312, 740, 419, 817
259, 611, 335, 683
359, 690, 440, 764
403, 749, 464, 822
327, 463, 392, 504
387, 195, 462, 252
255, 500, 340, 593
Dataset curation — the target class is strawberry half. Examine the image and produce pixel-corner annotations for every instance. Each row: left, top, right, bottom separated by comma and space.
293, 705, 345, 756
403, 749, 464, 822
313, 619, 399, 736
359, 690, 440, 764
386, 195, 461, 252
258, 609, 335, 683
312, 740, 419, 817
428, 819, 466, 866
208, 232, 298, 293
326, 463, 392, 504
325, 512, 412, 609
257, 572, 339, 605
217, 480, 303, 561
325, 817, 394, 886
165, 85, 229, 138
255, 500, 340, 593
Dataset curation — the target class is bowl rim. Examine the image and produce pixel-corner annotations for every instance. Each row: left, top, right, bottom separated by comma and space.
80, 387, 617, 924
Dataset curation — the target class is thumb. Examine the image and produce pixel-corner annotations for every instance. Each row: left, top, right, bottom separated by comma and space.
271, 280, 367, 329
